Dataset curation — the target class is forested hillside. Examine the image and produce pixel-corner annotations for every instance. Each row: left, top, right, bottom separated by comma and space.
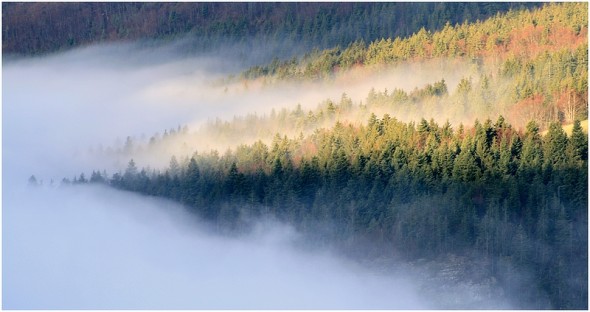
86, 3, 588, 170
71, 116, 587, 309
3, 2, 538, 56
241, 2, 586, 80
14, 1, 587, 309
237, 2, 587, 129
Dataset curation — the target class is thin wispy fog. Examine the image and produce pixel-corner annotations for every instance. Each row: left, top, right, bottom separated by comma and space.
3, 42, 244, 180
4, 41, 513, 309
4, 41, 479, 180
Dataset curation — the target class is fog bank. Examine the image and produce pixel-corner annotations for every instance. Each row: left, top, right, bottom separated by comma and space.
3, 184, 430, 309
3, 40, 515, 309
3, 41, 435, 307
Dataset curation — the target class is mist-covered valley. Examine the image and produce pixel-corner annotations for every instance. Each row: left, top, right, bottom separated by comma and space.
3, 2, 588, 310
3, 39, 520, 310
5, 184, 438, 309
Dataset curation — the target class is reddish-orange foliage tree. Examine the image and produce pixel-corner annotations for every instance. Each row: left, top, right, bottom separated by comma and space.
509, 94, 552, 129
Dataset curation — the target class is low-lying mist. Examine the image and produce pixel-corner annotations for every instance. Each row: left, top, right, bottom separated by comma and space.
4, 40, 518, 309
4, 184, 432, 309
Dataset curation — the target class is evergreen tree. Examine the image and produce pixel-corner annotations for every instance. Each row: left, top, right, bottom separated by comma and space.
569, 119, 588, 161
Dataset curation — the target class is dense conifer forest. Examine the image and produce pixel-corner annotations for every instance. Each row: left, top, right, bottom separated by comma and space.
12, 2, 588, 309
3, 2, 538, 56
74, 116, 588, 309
235, 2, 588, 129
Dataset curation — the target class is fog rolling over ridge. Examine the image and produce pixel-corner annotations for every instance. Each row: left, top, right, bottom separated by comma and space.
3, 42, 517, 309
3, 40, 476, 179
